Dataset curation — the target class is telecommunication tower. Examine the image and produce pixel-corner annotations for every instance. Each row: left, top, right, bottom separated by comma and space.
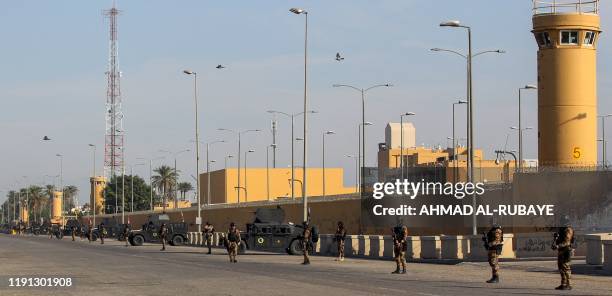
104, 1, 124, 178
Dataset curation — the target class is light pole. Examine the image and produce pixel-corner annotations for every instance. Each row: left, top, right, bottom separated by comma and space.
137, 156, 164, 212
206, 141, 225, 205
452, 101, 467, 183
322, 131, 335, 197
357, 122, 373, 192
159, 148, 190, 209
400, 112, 416, 180
437, 20, 505, 235
333, 84, 392, 199
183, 69, 204, 231
244, 149, 255, 202
55, 154, 64, 215
218, 128, 260, 203
511, 126, 533, 170
88, 144, 97, 224
518, 85, 537, 172
267, 110, 317, 200
290, 7, 310, 223
266, 145, 276, 201
598, 114, 612, 168
129, 163, 145, 213
224, 155, 234, 170
345, 155, 359, 193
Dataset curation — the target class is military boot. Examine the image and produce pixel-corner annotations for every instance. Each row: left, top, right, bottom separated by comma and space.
486, 275, 499, 283
391, 267, 400, 274
401, 268, 407, 274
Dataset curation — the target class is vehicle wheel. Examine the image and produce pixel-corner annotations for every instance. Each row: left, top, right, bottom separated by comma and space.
288, 239, 302, 255
131, 235, 144, 246
33, 230, 40, 236
92, 233, 99, 241
171, 235, 184, 246
55, 232, 64, 239
117, 234, 125, 241
238, 240, 247, 255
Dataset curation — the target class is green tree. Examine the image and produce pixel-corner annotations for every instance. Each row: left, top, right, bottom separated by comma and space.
26, 186, 47, 224
104, 175, 154, 214
177, 182, 194, 201
152, 165, 178, 212
62, 185, 78, 212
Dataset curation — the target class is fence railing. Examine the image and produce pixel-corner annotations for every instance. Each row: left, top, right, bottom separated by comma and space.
533, 0, 599, 15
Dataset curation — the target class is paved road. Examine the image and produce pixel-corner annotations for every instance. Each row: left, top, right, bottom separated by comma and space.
0, 234, 610, 296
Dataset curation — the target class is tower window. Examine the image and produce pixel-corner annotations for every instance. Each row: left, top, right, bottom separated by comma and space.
536, 32, 552, 48
584, 31, 596, 46
560, 31, 579, 45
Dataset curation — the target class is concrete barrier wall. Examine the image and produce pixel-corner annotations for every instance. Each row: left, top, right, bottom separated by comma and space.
585, 233, 612, 265
515, 232, 588, 258
604, 241, 612, 274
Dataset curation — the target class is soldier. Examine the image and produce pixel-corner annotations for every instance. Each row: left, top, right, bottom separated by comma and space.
123, 224, 131, 247
226, 222, 240, 263
87, 222, 93, 243
483, 226, 504, 283
159, 223, 168, 251
48, 225, 54, 239
301, 221, 312, 265
99, 223, 106, 245
552, 225, 575, 290
334, 221, 347, 262
71, 225, 76, 241
203, 221, 215, 254
391, 225, 408, 274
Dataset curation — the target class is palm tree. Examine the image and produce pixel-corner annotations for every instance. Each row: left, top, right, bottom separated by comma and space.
177, 182, 194, 201
152, 165, 178, 212
27, 186, 45, 224
63, 185, 78, 212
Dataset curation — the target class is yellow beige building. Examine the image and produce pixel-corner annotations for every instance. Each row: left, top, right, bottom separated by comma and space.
532, 0, 601, 167
50, 191, 63, 224
90, 176, 107, 216
199, 168, 356, 204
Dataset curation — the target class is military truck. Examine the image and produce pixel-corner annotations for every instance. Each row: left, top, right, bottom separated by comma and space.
241, 207, 318, 255
128, 214, 188, 246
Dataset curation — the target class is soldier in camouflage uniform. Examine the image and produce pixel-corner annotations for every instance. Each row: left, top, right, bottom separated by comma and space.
334, 221, 346, 262
391, 225, 407, 274
301, 221, 312, 265
483, 226, 504, 283
71, 225, 76, 241
159, 223, 168, 251
99, 223, 106, 245
227, 222, 240, 263
88, 222, 93, 242
123, 224, 131, 247
203, 222, 215, 254
551, 226, 574, 290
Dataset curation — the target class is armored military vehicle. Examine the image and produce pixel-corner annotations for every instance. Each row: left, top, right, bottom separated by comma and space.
241, 207, 318, 255
128, 214, 188, 246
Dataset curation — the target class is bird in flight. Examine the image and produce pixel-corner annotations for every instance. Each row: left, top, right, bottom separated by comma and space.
335, 52, 344, 61
216, 65, 226, 69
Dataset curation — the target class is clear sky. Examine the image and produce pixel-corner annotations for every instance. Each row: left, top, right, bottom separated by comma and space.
1, 0, 611, 205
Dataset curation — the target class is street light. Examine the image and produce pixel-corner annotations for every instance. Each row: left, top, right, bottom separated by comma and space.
510, 126, 533, 169
322, 131, 335, 197
183, 69, 203, 231
88, 144, 97, 225
356, 121, 373, 192
437, 19, 505, 236
136, 156, 165, 212
206, 141, 225, 205
400, 112, 416, 180
333, 84, 392, 199
267, 110, 317, 200
266, 144, 276, 201
224, 155, 234, 170
159, 149, 190, 210
290, 6, 310, 223
218, 128, 260, 203
598, 114, 612, 168
55, 154, 64, 215
518, 85, 537, 172
129, 163, 145, 213
244, 149, 255, 202
452, 100, 467, 183
345, 155, 359, 193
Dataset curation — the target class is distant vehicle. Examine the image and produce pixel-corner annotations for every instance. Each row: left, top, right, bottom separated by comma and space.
128, 214, 188, 247
241, 207, 319, 255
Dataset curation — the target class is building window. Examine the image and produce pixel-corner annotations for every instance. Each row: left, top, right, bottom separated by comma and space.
535, 32, 552, 48
560, 31, 579, 45
584, 31, 596, 46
